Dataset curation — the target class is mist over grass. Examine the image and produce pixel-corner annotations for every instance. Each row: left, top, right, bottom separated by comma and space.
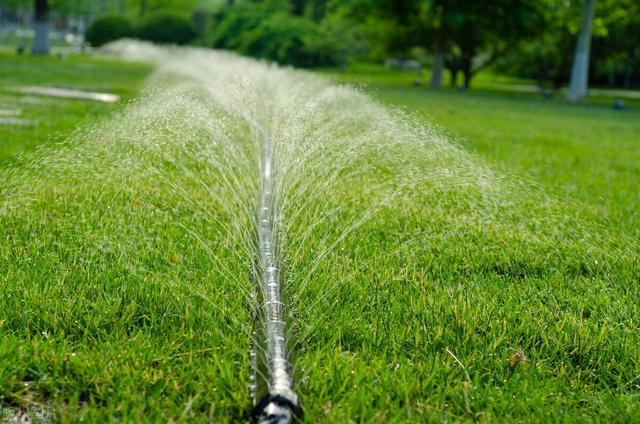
0, 42, 638, 421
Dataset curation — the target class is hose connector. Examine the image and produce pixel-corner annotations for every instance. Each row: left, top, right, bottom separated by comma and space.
254, 390, 302, 424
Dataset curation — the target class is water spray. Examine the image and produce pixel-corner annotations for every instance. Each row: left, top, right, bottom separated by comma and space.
252, 127, 302, 423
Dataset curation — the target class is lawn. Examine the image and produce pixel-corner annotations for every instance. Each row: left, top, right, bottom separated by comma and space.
0, 50, 151, 165
322, 63, 640, 237
1, 48, 638, 423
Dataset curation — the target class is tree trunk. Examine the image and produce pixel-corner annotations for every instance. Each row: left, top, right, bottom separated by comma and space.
429, 29, 446, 89
450, 69, 458, 88
567, 0, 597, 102
463, 69, 472, 90
623, 60, 632, 89
461, 55, 473, 90
429, 53, 445, 89
31, 0, 49, 55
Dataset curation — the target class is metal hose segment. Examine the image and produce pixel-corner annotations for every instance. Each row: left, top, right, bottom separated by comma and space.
253, 128, 302, 423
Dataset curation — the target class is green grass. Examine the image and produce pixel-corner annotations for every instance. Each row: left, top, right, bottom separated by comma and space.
305, 64, 640, 421
321, 62, 640, 104
1, 49, 639, 423
0, 50, 151, 164
1, 87, 256, 422
322, 63, 640, 237
284, 78, 640, 421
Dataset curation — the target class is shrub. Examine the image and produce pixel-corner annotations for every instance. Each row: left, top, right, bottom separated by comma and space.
85, 15, 133, 47
206, 6, 264, 49
137, 13, 197, 45
207, 6, 342, 68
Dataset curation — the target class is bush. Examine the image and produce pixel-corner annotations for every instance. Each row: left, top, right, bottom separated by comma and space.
85, 15, 133, 47
136, 13, 197, 45
206, 6, 264, 49
207, 6, 343, 68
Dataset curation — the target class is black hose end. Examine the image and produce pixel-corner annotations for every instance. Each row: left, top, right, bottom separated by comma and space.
254, 392, 303, 424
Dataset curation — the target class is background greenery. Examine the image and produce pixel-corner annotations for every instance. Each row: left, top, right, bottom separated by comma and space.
3, 0, 639, 88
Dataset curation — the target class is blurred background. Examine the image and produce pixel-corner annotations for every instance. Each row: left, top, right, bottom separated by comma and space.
1, 0, 639, 94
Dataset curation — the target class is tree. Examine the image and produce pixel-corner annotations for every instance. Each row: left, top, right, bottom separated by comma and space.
122, 0, 200, 16
8, 0, 91, 55
493, 0, 585, 90
349, 0, 444, 87
587, 0, 640, 88
426, 2, 447, 88
493, 0, 640, 91
378, 0, 453, 89
31, 0, 50, 55
353, 0, 541, 89
567, 0, 597, 101
443, 0, 541, 89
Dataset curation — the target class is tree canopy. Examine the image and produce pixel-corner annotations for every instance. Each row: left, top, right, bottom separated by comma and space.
3, 0, 640, 89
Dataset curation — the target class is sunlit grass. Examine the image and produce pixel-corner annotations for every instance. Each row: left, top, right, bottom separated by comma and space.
323, 64, 640, 237
1, 45, 638, 423
0, 50, 151, 164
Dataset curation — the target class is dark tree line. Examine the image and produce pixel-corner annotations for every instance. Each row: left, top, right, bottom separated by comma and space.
355, 0, 542, 89
6, 0, 640, 92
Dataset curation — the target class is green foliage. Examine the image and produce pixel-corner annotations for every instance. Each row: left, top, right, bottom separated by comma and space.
494, 0, 640, 89
206, 2, 356, 67
4, 0, 640, 88
591, 0, 640, 87
136, 12, 197, 45
352, 0, 543, 87
85, 15, 134, 47
494, 1, 589, 89
206, 5, 264, 49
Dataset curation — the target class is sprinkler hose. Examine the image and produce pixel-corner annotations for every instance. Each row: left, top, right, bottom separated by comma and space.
252, 129, 302, 423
